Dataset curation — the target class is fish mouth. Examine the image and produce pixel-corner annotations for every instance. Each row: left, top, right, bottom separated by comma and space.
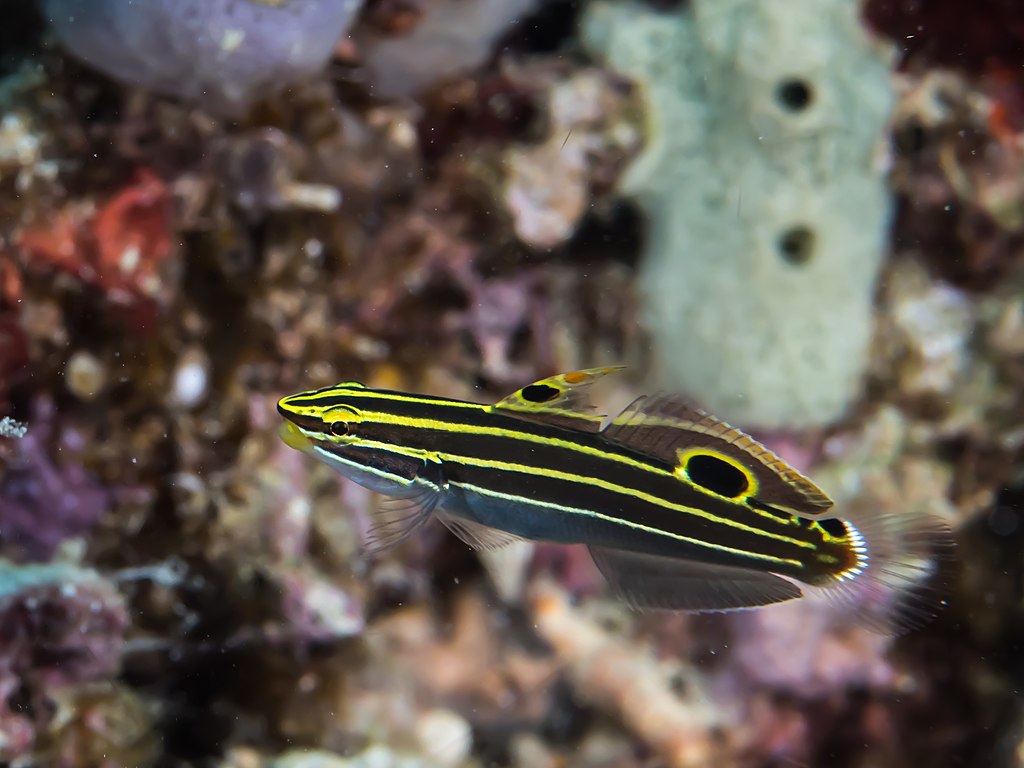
277, 397, 317, 451
279, 419, 313, 452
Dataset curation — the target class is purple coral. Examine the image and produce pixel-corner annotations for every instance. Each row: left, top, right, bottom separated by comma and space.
0, 401, 109, 561
42, 0, 365, 115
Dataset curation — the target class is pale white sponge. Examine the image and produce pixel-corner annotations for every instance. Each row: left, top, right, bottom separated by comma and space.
584, 0, 895, 428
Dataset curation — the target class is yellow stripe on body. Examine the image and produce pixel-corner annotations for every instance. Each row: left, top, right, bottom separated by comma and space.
449, 480, 803, 568
318, 391, 795, 520
289, 388, 484, 411
300, 404, 815, 549
435, 448, 815, 551
296, 411, 815, 555
304, 422, 804, 567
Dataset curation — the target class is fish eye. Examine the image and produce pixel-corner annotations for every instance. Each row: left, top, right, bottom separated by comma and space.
329, 421, 350, 437
521, 383, 560, 403
685, 453, 750, 498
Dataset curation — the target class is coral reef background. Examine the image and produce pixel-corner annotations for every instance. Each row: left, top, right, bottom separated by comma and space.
1, 0, 1023, 766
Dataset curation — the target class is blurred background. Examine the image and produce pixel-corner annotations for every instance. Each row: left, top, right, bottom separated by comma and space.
0, 0, 1022, 765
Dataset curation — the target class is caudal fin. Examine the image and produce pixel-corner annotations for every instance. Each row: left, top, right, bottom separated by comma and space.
808, 503, 956, 635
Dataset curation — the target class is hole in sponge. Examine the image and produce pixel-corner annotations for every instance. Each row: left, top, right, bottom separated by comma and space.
777, 226, 816, 266
776, 78, 814, 112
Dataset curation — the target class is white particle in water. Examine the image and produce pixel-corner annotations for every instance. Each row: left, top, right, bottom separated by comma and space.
65, 351, 106, 401
303, 238, 323, 259
169, 350, 210, 410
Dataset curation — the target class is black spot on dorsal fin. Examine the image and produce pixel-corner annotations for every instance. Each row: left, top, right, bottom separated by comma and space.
684, 453, 750, 498
491, 367, 625, 433
601, 393, 833, 515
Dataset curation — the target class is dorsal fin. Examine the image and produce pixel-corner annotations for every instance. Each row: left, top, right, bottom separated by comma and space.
601, 394, 833, 516
490, 367, 625, 432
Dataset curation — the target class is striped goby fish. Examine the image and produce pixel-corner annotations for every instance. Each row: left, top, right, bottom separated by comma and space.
277, 367, 951, 631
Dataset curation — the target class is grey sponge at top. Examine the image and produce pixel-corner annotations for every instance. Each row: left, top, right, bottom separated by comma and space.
42, 0, 364, 115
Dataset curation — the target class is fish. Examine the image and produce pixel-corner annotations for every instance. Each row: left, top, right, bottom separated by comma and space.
277, 367, 951, 632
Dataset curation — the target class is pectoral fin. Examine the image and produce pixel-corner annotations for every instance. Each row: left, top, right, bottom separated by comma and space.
588, 545, 803, 612
365, 461, 445, 554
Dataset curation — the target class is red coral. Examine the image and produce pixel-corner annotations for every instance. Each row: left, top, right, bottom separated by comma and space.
984, 67, 1024, 140
16, 170, 174, 333
0, 255, 30, 409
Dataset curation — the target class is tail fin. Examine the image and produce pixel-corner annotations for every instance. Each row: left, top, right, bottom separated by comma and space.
807, 502, 956, 635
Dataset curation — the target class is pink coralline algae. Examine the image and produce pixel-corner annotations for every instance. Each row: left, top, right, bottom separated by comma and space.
0, 561, 127, 763
0, 562, 127, 687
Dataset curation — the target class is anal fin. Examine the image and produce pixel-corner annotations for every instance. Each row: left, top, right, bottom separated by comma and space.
588, 546, 803, 612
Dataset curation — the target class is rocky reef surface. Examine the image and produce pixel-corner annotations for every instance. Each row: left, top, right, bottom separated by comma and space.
0, 1, 1021, 766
